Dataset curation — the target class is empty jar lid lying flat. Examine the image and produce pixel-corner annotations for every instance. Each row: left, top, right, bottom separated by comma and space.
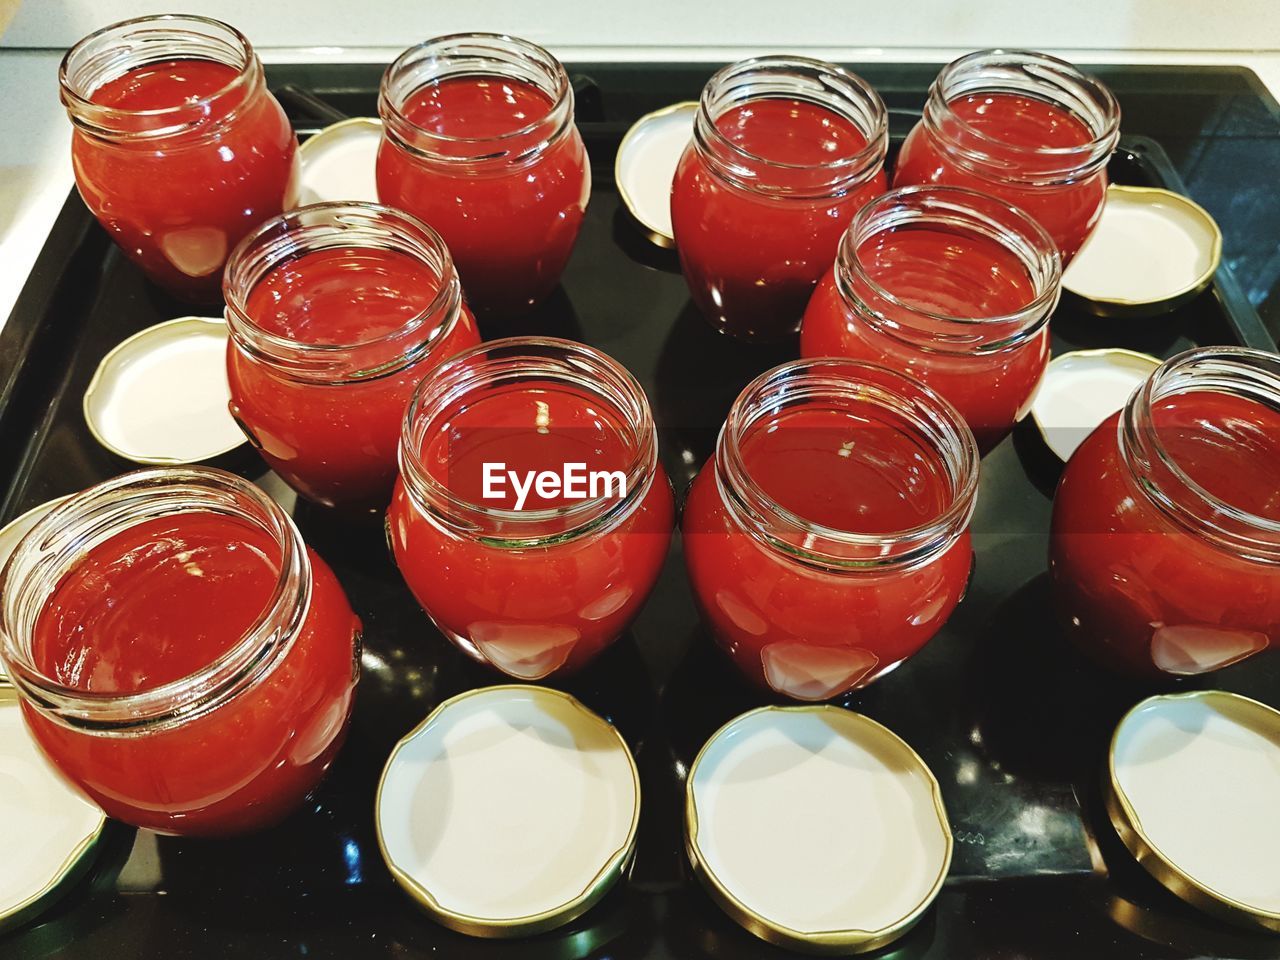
376, 685, 640, 938
295, 118, 382, 205
0, 688, 107, 932
686, 705, 952, 954
1031, 349, 1161, 461
615, 102, 697, 247
1108, 691, 1280, 932
84, 317, 245, 464
1064, 185, 1222, 318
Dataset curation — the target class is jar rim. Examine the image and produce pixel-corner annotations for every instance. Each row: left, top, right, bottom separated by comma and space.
835, 185, 1062, 350
1121, 347, 1280, 561
925, 49, 1120, 178
398, 336, 659, 546
378, 32, 573, 160
695, 55, 888, 189
0, 468, 312, 734
223, 201, 465, 383
717, 358, 980, 569
59, 14, 259, 140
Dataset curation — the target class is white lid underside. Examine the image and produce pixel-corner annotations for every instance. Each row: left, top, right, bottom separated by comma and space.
296, 119, 382, 206
616, 104, 696, 240
1031, 350, 1160, 461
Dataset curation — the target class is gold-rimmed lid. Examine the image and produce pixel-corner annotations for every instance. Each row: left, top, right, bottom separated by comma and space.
685, 705, 952, 955
294, 117, 382, 206
1030, 348, 1161, 461
614, 101, 697, 248
376, 684, 640, 938
1064, 185, 1222, 318
83, 317, 246, 465
0, 687, 107, 932
1107, 690, 1280, 932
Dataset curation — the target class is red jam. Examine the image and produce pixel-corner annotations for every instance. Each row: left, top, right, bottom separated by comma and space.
672, 96, 887, 341
1052, 387, 1280, 679
23, 512, 360, 835
389, 343, 673, 680
683, 362, 977, 700
801, 188, 1057, 452
377, 73, 590, 317
894, 92, 1107, 262
225, 215, 481, 508
69, 57, 297, 301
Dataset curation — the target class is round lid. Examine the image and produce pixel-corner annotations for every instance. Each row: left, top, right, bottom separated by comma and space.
83, 316, 245, 465
1108, 690, 1280, 932
376, 684, 640, 938
685, 705, 952, 955
1030, 349, 1161, 461
0, 690, 107, 932
615, 102, 697, 247
1063, 185, 1221, 318
295, 117, 382, 206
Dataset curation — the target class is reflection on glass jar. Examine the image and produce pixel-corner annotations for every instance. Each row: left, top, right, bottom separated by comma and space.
801, 186, 1061, 453
1051, 347, 1280, 679
0, 468, 361, 835
376, 33, 590, 318
683, 359, 980, 700
61, 15, 298, 302
671, 56, 888, 343
893, 50, 1119, 263
224, 202, 481, 508
388, 337, 674, 680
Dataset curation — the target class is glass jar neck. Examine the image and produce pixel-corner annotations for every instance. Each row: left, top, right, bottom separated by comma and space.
834, 185, 1061, 354
223, 202, 464, 384
715, 359, 980, 571
378, 32, 574, 169
60, 14, 264, 144
1119, 347, 1280, 564
922, 50, 1120, 185
0, 468, 312, 736
693, 56, 888, 200
398, 337, 659, 546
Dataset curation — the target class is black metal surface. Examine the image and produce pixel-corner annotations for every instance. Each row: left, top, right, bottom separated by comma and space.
1, 60, 1279, 960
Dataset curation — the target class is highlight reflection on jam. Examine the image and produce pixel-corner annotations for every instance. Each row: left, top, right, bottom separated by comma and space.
377, 74, 590, 316
894, 93, 1105, 261
683, 402, 973, 700
227, 245, 480, 506
802, 222, 1049, 452
390, 375, 673, 681
73, 59, 297, 301
671, 98, 887, 342
1052, 391, 1280, 678
26, 512, 360, 834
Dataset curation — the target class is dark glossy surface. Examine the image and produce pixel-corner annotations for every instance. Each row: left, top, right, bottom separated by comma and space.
2, 61, 1279, 959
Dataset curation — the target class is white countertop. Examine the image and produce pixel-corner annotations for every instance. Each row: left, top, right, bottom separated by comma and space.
1, 44, 1278, 333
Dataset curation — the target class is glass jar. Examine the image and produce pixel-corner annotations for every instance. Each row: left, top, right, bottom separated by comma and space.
1051, 348, 1280, 679
0, 468, 361, 835
671, 56, 888, 342
224, 202, 481, 508
893, 50, 1120, 263
801, 186, 1061, 453
376, 33, 590, 318
61, 15, 298, 302
683, 359, 980, 701
388, 337, 674, 680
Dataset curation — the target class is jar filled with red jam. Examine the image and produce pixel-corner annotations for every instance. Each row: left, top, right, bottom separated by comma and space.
671, 56, 888, 342
801, 186, 1061, 453
376, 34, 590, 318
683, 359, 980, 700
224, 202, 481, 507
1051, 348, 1280, 679
0, 468, 361, 835
893, 50, 1120, 263
388, 337, 674, 680
60, 15, 298, 302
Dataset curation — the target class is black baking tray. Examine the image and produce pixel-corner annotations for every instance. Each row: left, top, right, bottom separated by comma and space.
2, 61, 1279, 960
